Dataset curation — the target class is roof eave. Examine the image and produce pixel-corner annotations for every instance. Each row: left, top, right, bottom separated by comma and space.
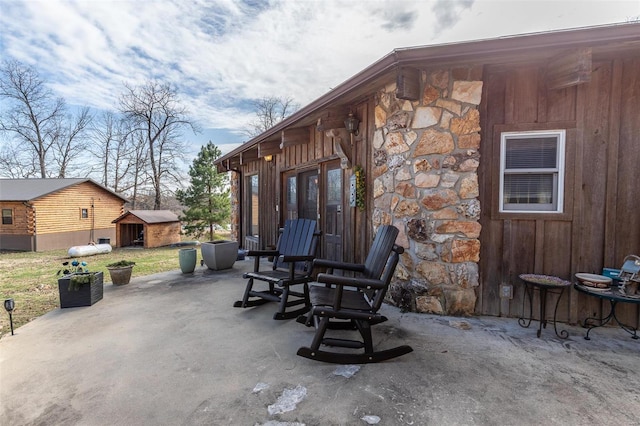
214, 22, 640, 167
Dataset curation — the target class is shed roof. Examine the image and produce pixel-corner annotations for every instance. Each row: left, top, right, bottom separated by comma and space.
112, 210, 180, 224
0, 178, 129, 202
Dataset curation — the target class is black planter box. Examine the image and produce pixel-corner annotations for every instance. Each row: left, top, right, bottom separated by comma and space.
57, 272, 104, 308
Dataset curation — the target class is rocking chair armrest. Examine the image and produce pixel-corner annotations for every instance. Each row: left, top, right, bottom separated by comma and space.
247, 250, 279, 272
279, 254, 315, 263
316, 273, 385, 290
312, 259, 366, 273
246, 249, 279, 258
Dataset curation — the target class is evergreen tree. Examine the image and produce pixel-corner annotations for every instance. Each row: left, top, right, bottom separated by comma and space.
176, 142, 230, 240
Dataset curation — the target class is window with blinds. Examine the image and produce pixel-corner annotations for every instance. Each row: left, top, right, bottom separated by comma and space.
499, 130, 565, 213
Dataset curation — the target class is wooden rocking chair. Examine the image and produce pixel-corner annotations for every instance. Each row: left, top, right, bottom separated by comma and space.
233, 219, 320, 320
297, 225, 413, 364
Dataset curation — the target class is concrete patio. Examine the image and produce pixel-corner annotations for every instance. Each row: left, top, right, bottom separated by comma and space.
1, 258, 639, 425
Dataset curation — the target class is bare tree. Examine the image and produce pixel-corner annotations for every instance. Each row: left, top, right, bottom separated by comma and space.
246, 96, 299, 137
90, 111, 141, 192
51, 107, 93, 178
119, 81, 197, 209
0, 60, 92, 178
88, 111, 118, 186
0, 141, 39, 178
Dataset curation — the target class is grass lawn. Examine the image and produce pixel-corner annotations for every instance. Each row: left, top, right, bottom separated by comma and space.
0, 242, 220, 339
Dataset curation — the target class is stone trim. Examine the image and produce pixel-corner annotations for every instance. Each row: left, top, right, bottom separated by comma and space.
373, 67, 483, 316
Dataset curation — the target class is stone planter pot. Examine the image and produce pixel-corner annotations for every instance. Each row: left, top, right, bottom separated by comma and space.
107, 265, 134, 285
201, 240, 238, 270
179, 248, 197, 273
58, 271, 104, 308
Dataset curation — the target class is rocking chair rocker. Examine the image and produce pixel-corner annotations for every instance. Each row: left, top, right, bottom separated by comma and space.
233, 218, 320, 320
297, 225, 413, 364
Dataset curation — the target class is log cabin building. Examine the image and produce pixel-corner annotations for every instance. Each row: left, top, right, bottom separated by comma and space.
0, 178, 127, 251
215, 24, 640, 327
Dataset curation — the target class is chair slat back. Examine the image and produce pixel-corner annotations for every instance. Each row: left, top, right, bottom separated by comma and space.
273, 219, 319, 272
367, 244, 404, 312
362, 225, 399, 279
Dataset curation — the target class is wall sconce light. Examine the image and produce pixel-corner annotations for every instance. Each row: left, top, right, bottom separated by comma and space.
344, 113, 360, 136
264, 154, 273, 162
4, 298, 15, 336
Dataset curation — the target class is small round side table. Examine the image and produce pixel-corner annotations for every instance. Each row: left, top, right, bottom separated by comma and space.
518, 274, 571, 339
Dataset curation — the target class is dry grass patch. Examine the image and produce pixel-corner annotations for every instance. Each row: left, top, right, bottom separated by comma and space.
0, 245, 204, 338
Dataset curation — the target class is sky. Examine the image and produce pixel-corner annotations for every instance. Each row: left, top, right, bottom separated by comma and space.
1, 0, 639, 159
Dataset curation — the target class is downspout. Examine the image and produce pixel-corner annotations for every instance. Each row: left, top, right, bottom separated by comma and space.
232, 168, 243, 249
90, 198, 95, 244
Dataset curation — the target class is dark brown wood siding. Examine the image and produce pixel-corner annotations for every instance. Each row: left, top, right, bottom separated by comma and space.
236, 99, 374, 263
479, 58, 640, 327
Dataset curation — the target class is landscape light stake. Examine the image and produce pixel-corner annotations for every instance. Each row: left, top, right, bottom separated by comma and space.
4, 299, 15, 336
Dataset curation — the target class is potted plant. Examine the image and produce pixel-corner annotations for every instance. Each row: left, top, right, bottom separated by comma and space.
106, 260, 136, 285
56, 259, 103, 308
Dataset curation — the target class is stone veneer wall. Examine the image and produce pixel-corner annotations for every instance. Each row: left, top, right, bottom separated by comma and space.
373, 67, 483, 316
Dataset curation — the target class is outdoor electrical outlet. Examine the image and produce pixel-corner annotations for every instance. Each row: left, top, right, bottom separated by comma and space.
501, 285, 513, 299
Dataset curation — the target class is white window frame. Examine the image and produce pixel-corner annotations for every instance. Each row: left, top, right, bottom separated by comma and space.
499, 130, 565, 213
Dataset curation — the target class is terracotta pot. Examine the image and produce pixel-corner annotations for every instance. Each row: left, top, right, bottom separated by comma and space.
107, 265, 134, 285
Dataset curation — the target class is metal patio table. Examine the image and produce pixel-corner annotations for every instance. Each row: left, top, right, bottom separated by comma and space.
518, 274, 571, 339
574, 282, 640, 340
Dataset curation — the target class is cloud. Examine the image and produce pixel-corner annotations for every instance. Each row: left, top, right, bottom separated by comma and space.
1, 0, 637, 152
432, 0, 474, 33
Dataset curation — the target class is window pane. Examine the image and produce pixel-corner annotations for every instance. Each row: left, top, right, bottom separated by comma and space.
2, 209, 12, 225
287, 176, 296, 205
248, 175, 259, 236
504, 174, 554, 204
327, 169, 341, 203
505, 137, 557, 169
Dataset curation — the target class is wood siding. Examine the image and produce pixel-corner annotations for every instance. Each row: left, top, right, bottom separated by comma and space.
479, 58, 640, 327
237, 100, 373, 263
32, 182, 123, 234
0, 182, 124, 251
114, 215, 180, 248
0, 201, 32, 235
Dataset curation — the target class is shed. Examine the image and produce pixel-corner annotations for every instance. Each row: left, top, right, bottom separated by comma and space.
0, 178, 127, 251
112, 210, 181, 248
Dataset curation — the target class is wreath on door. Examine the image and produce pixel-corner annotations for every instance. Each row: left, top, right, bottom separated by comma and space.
354, 165, 366, 210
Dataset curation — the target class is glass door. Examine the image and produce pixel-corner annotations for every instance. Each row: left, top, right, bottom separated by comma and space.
283, 169, 318, 221
323, 164, 343, 262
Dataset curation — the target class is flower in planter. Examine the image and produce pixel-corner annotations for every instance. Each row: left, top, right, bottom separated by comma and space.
57, 259, 94, 291
57, 259, 89, 276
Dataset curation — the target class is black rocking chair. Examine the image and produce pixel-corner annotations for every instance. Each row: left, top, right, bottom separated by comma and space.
233, 218, 320, 320
297, 225, 413, 364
